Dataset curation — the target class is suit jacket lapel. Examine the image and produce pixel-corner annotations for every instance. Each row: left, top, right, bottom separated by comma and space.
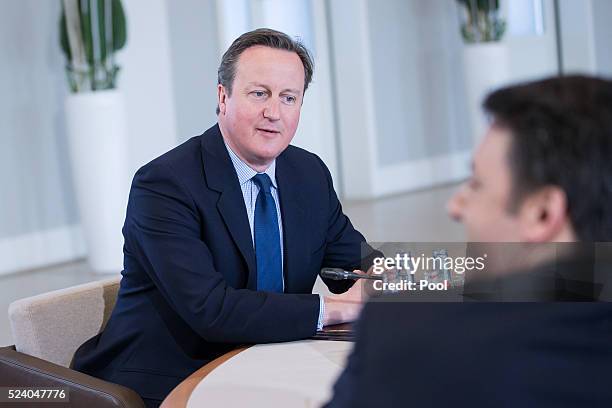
276, 153, 311, 293
201, 125, 257, 289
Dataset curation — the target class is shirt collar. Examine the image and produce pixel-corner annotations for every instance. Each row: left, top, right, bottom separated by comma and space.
223, 140, 277, 189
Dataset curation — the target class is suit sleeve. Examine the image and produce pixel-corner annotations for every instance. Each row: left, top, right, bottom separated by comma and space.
123, 161, 320, 343
315, 156, 382, 294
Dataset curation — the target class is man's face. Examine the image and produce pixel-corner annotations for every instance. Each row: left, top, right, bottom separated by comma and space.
447, 125, 524, 242
217, 45, 305, 170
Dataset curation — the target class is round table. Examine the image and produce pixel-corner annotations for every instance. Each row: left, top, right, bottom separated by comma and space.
162, 340, 353, 407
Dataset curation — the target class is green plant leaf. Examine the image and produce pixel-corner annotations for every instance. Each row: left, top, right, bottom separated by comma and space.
59, 4, 72, 62
80, 0, 94, 67
112, 0, 127, 51
456, 0, 500, 12
97, 0, 107, 62
59, 0, 127, 92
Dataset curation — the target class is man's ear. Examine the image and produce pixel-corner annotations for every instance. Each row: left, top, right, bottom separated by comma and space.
519, 186, 570, 242
217, 84, 227, 115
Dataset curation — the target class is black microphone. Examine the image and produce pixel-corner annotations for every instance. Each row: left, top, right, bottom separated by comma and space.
320, 267, 383, 281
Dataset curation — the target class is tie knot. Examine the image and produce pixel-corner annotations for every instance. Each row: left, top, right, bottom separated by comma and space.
252, 173, 273, 194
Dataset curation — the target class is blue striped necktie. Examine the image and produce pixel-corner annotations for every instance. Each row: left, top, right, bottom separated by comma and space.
252, 173, 283, 292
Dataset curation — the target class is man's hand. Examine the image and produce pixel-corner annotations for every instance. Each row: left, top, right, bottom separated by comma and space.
322, 270, 368, 326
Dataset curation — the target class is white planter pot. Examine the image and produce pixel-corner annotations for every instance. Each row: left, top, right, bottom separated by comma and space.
65, 90, 129, 274
463, 42, 511, 144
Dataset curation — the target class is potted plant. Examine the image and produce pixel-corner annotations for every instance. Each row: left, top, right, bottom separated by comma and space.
457, 0, 506, 43
456, 0, 510, 144
60, 0, 129, 274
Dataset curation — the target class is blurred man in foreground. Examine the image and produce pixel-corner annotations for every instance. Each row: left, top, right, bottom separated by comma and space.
325, 75, 612, 407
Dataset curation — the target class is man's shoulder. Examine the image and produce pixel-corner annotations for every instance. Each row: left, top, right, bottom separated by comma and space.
358, 297, 612, 347
281, 144, 321, 162
357, 298, 514, 346
279, 144, 329, 178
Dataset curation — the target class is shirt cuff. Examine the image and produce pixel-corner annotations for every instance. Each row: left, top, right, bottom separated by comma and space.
317, 294, 325, 331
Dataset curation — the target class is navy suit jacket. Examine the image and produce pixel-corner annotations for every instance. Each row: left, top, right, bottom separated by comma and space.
73, 124, 371, 401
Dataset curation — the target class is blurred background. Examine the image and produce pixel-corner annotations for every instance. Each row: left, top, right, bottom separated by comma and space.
1, 0, 611, 345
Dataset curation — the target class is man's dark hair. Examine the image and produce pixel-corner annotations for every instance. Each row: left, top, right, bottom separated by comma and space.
216, 28, 314, 114
484, 75, 612, 241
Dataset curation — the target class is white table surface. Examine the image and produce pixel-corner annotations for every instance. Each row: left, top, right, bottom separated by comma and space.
187, 340, 353, 408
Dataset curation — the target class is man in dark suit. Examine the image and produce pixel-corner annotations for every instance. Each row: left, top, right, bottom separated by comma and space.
73, 29, 374, 407
325, 76, 612, 407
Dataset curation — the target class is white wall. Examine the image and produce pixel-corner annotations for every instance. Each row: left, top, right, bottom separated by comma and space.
558, 0, 612, 76
591, 0, 612, 76
368, 0, 473, 166
0, 1, 84, 275
329, 0, 563, 200
558, 0, 596, 73
330, 0, 473, 199
119, 0, 178, 175
503, 0, 559, 82
166, 0, 221, 142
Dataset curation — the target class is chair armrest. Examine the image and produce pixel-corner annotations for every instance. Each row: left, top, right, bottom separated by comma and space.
0, 346, 144, 408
